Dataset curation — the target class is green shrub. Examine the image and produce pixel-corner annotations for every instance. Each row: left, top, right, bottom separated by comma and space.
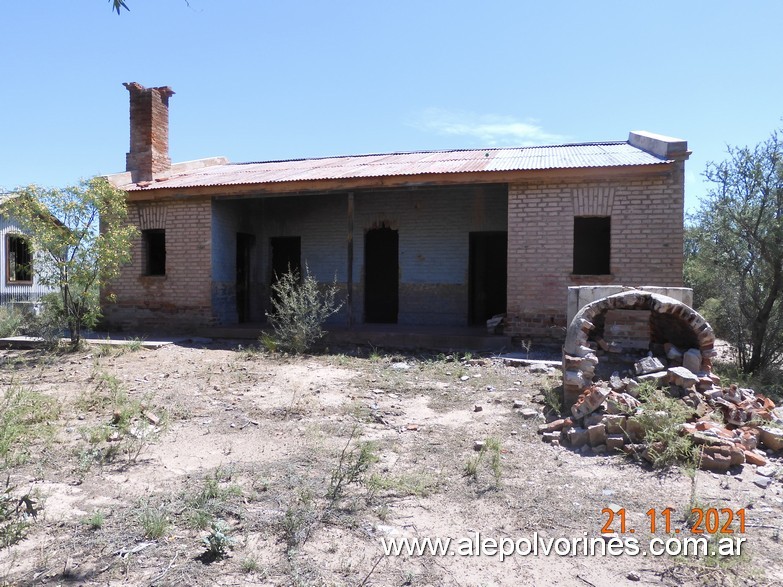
280, 489, 318, 549
712, 359, 783, 403
138, 504, 169, 539
258, 332, 279, 353
265, 264, 343, 354
241, 557, 262, 574
0, 386, 60, 469
9, 178, 138, 346
76, 371, 166, 465
464, 437, 502, 486
635, 383, 696, 469
541, 380, 564, 416
0, 482, 34, 548
367, 472, 440, 497
22, 293, 66, 347
0, 307, 24, 338
84, 510, 105, 529
328, 437, 378, 502
202, 520, 235, 560
183, 470, 244, 530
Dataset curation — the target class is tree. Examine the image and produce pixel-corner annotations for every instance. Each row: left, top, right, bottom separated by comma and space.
6, 178, 137, 346
111, 0, 128, 14
109, 0, 189, 13
687, 128, 783, 374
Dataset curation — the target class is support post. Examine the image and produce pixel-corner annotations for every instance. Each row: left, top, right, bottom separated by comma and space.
347, 192, 354, 327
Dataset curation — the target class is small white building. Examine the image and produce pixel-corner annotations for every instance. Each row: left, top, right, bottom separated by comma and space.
0, 194, 55, 306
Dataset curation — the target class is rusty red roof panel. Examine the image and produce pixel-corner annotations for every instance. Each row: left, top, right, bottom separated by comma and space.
123, 141, 670, 191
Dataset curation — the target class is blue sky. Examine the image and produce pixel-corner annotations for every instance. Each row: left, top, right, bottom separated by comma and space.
1, 1, 781, 213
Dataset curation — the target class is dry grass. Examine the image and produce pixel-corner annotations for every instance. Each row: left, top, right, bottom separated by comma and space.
0, 343, 777, 586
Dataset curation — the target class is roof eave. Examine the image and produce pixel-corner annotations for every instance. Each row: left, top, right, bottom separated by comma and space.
105, 156, 230, 190
121, 162, 677, 201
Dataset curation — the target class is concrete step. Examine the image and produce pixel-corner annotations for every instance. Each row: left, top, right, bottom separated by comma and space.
325, 329, 513, 352
193, 324, 513, 353
0, 335, 178, 350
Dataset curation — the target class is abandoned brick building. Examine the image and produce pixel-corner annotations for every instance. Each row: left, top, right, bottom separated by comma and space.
105, 83, 689, 341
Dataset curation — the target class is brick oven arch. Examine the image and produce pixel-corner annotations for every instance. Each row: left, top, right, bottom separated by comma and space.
562, 290, 715, 403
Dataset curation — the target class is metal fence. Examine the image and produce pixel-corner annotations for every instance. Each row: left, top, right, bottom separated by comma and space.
0, 291, 47, 305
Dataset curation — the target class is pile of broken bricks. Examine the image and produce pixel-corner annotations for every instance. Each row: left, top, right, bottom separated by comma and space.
539, 345, 783, 472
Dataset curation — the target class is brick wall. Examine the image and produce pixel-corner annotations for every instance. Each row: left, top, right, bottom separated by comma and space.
506, 163, 685, 340
124, 83, 174, 182
603, 309, 652, 350
102, 198, 213, 330
105, 164, 683, 337
354, 186, 507, 326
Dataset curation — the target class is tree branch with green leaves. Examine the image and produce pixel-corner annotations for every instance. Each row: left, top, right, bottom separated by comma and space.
110, 0, 128, 14
687, 128, 783, 374
5, 178, 137, 346
109, 0, 191, 14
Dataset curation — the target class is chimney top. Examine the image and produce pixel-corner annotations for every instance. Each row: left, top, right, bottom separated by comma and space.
123, 81, 175, 99
124, 82, 175, 182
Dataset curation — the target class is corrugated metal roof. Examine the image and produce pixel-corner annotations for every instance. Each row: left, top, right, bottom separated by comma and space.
123, 141, 671, 191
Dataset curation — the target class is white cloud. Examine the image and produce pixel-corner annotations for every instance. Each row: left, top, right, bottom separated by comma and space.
410, 108, 568, 146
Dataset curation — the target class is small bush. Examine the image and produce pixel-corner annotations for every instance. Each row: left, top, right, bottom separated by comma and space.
125, 337, 144, 352
0, 481, 34, 548
541, 380, 564, 416
0, 307, 25, 338
183, 471, 244, 530
241, 557, 263, 574
84, 510, 105, 530
22, 293, 66, 348
280, 489, 318, 549
367, 472, 440, 498
712, 359, 783, 403
327, 435, 378, 502
138, 504, 169, 539
258, 332, 279, 353
635, 383, 696, 469
77, 371, 166, 465
265, 265, 343, 354
202, 520, 235, 560
0, 386, 60, 469
187, 509, 213, 531
464, 437, 502, 487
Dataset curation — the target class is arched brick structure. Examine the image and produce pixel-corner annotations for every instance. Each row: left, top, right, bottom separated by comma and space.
562, 290, 715, 404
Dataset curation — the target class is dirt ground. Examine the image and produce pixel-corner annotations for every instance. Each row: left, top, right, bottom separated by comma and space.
0, 339, 781, 587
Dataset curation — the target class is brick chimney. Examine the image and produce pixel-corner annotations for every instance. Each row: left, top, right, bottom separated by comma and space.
124, 82, 175, 182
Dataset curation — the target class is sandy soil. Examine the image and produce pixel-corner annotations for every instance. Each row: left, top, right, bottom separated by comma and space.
0, 340, 780, 587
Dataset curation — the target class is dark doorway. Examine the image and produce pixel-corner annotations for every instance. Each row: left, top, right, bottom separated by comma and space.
469, 232, 507, 325
236, 233, 255, 323
364, 227, 398, 323
270, 236, 302, 282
